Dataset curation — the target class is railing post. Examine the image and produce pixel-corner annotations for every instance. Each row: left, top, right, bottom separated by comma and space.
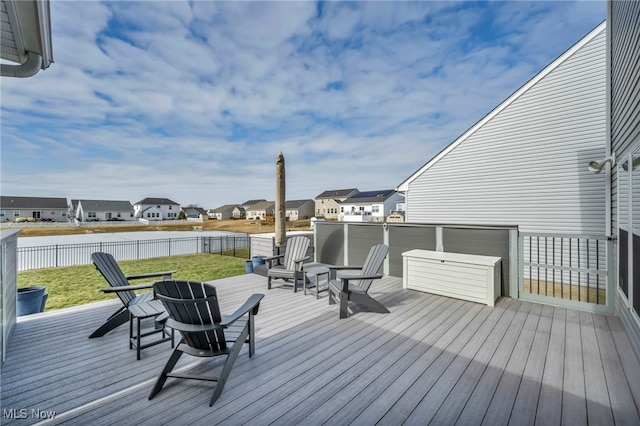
343, 223, 349, 265
518, 232, 524, 300
607, 237, 615, 314
509, 229, 519, 299
435, 226, 444, 252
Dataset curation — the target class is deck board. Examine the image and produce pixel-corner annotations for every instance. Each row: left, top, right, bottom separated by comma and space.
1, 273, 639, 425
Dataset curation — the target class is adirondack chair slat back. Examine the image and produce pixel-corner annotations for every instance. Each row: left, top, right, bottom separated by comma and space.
356, 244, 389, 292
154, 280, 226, 352
282, 236, 310, 271
91, 252, 137, 306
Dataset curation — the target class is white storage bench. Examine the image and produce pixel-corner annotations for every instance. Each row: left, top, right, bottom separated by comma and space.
402, 249, 502, 306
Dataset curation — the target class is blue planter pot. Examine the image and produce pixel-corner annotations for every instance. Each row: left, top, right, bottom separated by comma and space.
17, 286, 48, 316
245, 260, 254, 274
251, 256, 267, 267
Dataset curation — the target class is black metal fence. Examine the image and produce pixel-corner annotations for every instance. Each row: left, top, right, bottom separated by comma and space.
17, 235, 250, 271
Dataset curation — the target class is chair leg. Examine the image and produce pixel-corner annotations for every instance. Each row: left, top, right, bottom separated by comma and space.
248, 312, 255, 357
328, 288, 337, 305
149, 348, 184, 400
210, 325, 250, 406
339, 290, 349, 319
351, 293, 390, 314
267, 275, 272, 290
129, 314, 134, 349
89, 308, 129, 338
136, 317, 142, 360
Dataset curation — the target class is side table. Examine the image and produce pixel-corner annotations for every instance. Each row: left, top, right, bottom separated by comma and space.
304, 265, 330, 298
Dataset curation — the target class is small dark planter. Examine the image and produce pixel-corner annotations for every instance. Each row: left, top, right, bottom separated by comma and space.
17, 286, 48, 316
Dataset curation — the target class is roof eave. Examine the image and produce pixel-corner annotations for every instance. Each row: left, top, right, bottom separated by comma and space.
1, 0, 53, 77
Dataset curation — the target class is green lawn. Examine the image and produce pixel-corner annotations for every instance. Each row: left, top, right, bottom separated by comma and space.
18, 253, 248, 311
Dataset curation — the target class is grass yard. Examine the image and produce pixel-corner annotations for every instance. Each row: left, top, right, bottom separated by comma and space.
18, 253, 248, 311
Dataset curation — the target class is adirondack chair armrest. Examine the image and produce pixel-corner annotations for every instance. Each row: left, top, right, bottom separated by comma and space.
126, 270, 176, 280
338, 273, 383, 292
101, 283, 154, 293
220, 293, 265, 326
337, 273, 383, 281
327, 265, 363, 279
165, 319, 222, 333
328, 266, 364, 271
293, 256, 311, 267
264, 255, 284, 267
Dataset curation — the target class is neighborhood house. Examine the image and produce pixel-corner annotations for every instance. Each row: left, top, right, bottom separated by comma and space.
133, 198, 180, 221
0, 196, 68, 222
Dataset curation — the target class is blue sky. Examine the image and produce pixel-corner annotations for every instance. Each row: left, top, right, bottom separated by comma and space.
1, 0, 605, 208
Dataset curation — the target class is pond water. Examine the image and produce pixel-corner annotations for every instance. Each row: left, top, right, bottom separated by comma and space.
18, 230, 243, 248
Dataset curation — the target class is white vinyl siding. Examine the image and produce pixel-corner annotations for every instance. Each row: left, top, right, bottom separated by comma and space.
609, 0, 640, 360
610, 0, 640, 233
406, 25, 607, 234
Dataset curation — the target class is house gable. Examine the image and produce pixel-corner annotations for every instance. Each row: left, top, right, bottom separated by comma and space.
398, 21, 607, 192
397, 22, 607, 234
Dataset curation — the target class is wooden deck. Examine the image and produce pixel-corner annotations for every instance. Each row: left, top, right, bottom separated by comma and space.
2, 274, 640, 425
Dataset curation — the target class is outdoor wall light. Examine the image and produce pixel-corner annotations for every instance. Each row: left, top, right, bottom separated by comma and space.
588, 155, 616, 174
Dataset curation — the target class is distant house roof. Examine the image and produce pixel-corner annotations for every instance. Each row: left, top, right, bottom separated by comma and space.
286, 199, 313, 209
240, 199, 267, 207
77, 200, 133, 211
316, 189, 359, 199
210, 204, 238, 213
341, 190, 399, 204
183, 207, 208, 217
249, 200, 275, 211
0, 195, 67, 209
134, 197, 179, 206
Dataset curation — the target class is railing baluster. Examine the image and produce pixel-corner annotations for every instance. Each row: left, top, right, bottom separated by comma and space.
552, 237, 556, 298
561, 238, 564, 299
596, 239, 600, 305
544, 237, 548, 296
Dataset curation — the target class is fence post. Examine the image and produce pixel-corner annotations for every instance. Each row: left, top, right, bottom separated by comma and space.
56, 244, 59, 267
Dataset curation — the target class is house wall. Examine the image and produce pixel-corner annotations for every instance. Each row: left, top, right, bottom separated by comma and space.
1, 208, 67, 222
135, 204, 179, 220
246, 209, 266, 220
76, 206, 133, 222
288, 202, 314, 221
315, 199, 342, 219
232, 208, 245, 219
608, 0, 640, 360
405, 24, 607, 234
210, 210, 233, 220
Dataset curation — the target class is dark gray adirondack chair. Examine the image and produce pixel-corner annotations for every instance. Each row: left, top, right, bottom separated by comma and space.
265, 235, 310, 292
149, 280, 264, 406
328, 244, 390, 319
90, 252, 175, 359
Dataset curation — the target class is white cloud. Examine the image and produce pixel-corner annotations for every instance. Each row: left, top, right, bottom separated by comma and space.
0, 1, 606, 208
